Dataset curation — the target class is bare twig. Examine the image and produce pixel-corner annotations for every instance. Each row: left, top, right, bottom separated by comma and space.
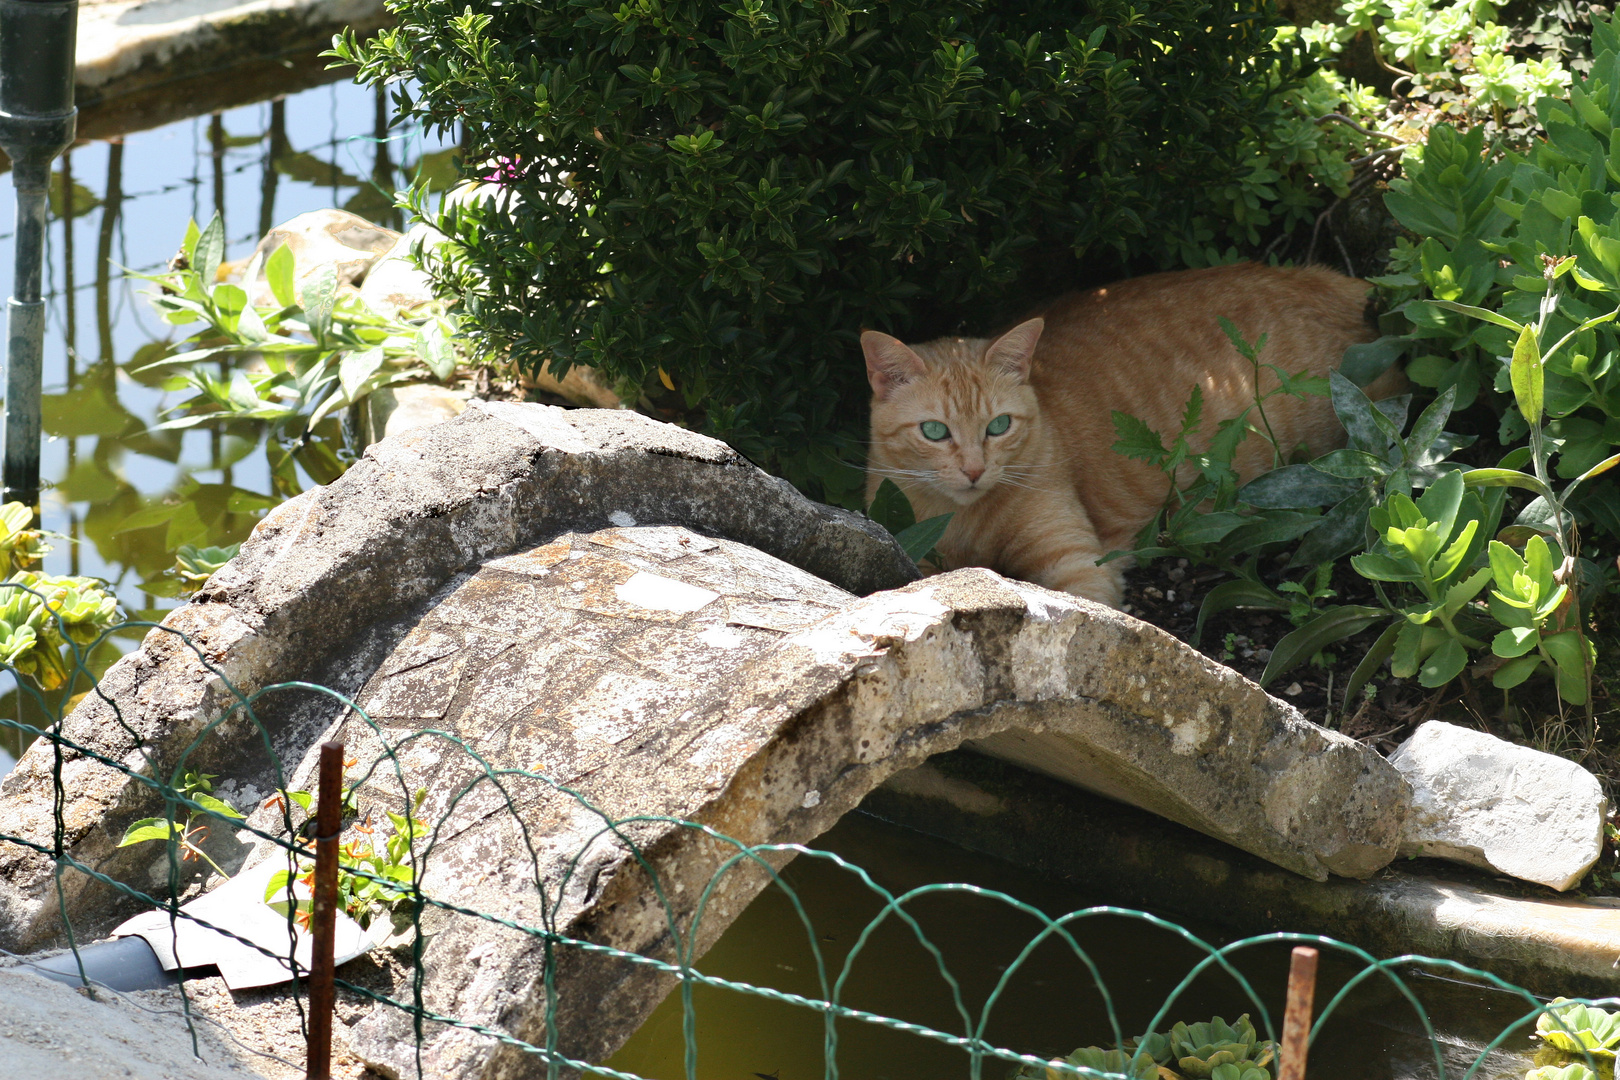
1348, 144, 1408, 170
1317, 113, 1404, 143
1373, 49, 1418, 81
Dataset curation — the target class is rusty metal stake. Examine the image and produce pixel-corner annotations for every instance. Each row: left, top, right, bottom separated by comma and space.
306, 741, 344, 1080
1278, 945, 1319, 1080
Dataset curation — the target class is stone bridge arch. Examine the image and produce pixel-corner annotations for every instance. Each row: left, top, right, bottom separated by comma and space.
0, 403, 1405, 1078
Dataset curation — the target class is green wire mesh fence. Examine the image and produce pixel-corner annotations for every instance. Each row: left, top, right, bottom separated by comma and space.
0, 591, 1615, 1080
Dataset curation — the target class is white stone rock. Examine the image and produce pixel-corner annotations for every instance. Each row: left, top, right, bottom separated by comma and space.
1390, 721, 1607, 891
357, 223, 444, 321
234, 209, 399, 309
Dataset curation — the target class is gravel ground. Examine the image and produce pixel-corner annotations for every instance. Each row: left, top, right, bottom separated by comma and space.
0, 949, 399, 1078
0, 964, 265, 1079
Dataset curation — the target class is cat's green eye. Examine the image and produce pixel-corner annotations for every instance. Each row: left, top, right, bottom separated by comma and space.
986, 413, 1012, 436
920, 420, 950, 441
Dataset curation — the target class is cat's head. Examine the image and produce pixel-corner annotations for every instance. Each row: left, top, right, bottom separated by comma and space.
862, 318, 1044, 506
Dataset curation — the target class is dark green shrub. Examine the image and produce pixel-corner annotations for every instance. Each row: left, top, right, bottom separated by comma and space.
335, 0, 1309, 500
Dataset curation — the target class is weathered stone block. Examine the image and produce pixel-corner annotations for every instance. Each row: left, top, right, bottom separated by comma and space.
1390, 721, 1606, 891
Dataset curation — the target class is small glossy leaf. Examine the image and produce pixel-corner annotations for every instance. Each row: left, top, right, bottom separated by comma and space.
301, 264, 338, 345
195, 212, 226, 291
1350, 552, 1424, 582
265, 244, 297, 308
340, 348, 386, 401
868, 479, 915, 534
118, 818, 180, 847
1290, 487, 1377, 567
1418, 637, 1468, 688
1510, 323, 1544, 425
417, 319, 456, 381
1415, 467, 1465, 540
1430, 519, 1479, 582
1308, 449, 1390, 479
1427, 299, 1523, 332
1237, 464, 1362, 509
1493, 625, 1540, 658
1461, 468, 1553, 499
1338, 336, 1406, 387
1441, 567, 1492, 617
1405, 384, 1457, 457
1492, 652, 1543, 689
894, 513, 951, 564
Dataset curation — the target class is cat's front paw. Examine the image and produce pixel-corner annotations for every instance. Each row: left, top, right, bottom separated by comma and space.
1039, 560, 1125, 609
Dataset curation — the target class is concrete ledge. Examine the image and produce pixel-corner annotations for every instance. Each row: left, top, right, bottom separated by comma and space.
75, 0, 389, 108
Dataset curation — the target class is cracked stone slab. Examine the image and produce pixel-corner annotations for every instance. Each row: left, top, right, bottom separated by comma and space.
279, 539, 1404, 1080
0, 404, 915, 953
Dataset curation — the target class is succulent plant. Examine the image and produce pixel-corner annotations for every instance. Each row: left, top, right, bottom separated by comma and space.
1209, 1065, 1270, 1080
1527, 1065, 1601, 1080
1168, 1014, 1276, 1080
0, 570, 121, 688
1538, 1001, 1620, 1057
175, 543, 240, 586
1120, 1031, 1173, 1066
1016, 1045, 1159, 1080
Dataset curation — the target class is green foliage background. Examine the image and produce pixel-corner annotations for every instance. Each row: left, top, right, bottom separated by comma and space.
337, 0, 1313, 501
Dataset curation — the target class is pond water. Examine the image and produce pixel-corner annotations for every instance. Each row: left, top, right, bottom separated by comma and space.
0, 75, 457, 771
610, 812, 1542, 1080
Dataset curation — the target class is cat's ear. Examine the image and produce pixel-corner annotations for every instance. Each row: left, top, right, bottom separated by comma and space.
861, 331, 927, 400
985, 318, 1044, 381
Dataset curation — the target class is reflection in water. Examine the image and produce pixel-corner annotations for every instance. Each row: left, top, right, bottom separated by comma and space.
609, 812, 1540, 1080
0, 77, 459, 770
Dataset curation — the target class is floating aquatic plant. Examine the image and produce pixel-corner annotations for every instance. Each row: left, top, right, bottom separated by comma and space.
1169, 1014, 1276, 1080
1527, 1064, 1601, 1080
1018, 1045, 1158, 1080
1537, 1000, 1620, 1057
1023, 1015, 1275, 1080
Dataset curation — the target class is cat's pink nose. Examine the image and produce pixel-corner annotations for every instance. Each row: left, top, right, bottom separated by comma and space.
963, 466, 985, 484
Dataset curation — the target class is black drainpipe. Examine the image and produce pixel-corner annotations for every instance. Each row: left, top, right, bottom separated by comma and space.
0, 0, 78, 511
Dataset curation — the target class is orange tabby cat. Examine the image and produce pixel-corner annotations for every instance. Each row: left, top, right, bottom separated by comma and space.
863, 262, 1402, 607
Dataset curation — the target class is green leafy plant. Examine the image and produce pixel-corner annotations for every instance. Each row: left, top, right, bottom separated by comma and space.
117, 760, 425, 931
1109, 325, 1329, 572
1526, 1065, 1601, 1080
0, 503, 122, 689
137, 212, 478, 499
175, 544, 239, 584
866, 479, 951, 568
1258, 467, 1503, 697
1487, 534, 1594, 702
117, 770, 244, 880
0, 502, 49, 574
1311, 0, 1575, 140
263, 783, 427, 930
1376, 16, 1620, 540
1023, 1015, 1274, 1080
1278, 562, 1339, 626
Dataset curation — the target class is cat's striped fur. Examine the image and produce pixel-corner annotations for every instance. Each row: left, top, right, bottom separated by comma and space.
862, 262, 1403, 607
